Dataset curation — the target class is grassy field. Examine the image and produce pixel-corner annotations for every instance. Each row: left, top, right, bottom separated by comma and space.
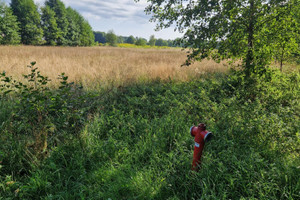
0, 46, 299, 199
0, 46, 228, 88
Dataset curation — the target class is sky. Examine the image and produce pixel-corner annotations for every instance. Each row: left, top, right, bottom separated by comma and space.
3, 0, 183, 40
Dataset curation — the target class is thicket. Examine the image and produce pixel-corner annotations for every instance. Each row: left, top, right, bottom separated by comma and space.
0, 62, 97, 162
0, 0, 94, 46
0, 64, 299, 199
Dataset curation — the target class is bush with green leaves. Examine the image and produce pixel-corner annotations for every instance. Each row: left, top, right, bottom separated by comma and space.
0, 62, 95, 158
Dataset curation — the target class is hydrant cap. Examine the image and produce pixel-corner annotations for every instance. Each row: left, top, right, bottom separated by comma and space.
190, 126, 196, 136
198, 123, 206, 131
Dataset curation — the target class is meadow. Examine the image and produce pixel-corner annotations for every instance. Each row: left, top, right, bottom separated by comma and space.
0, 46, 299, 199
0, 46, 228, 88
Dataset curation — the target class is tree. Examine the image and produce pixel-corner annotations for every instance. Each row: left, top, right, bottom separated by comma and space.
148, 35, 156, 46
138, 0, 299, 75
167, 39, 174, 47
79, 19, 94, 46
265, 4, 300, 71
65, 7, 81, 46
174, 37, 184, 47
10, 0, 43, 45
125, 35, 136, 44
135, 37, 147, 46
155, 38, 168, 47
106, 30, 117, 46
64, 7, 94, 46
41, 5, 59, 45
0, 0, 20, 44
94, 31, 106, 44
118, 36, 125, 43
45, 0, 68, 45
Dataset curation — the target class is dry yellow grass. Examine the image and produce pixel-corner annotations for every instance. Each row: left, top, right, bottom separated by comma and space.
0, 46, 228, 88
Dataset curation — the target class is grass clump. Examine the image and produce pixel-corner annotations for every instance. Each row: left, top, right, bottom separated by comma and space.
0, 67, 299, 199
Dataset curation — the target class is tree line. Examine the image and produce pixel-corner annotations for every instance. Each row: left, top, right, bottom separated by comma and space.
0, 0, 179, 48
94, 30, 181, 47
0, 0, 94, 46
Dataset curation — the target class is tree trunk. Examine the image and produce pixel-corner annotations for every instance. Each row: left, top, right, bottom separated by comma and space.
280, 45, 285, 72
245, 0, 255, 76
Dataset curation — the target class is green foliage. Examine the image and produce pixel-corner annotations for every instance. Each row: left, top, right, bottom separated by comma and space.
106, 30, 118, 47
155, 38, 168, 47
41, 5, 59, 46
92, 32, 179, 47
125, 35, 136, 44
94, 31, 106, 43
41, 2, 94, 46
0, 0, 20, 45
265, 3, 300, 70
166, 39, 174, 47
148, 35, 156, 46
45, 0, 68, 45
79, 19, 95, 46
0, 0, 94, 46
135, 37, 147, 46
64, 7, 82, 46
1, 69, 299, 199
10, 0, 43, 45
117, 36, 124, 44
0, 62, 96, 159
138, 0, 300, 74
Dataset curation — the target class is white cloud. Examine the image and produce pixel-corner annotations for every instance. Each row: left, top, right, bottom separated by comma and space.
64, 0, 149, 22
4, 0, 148, 20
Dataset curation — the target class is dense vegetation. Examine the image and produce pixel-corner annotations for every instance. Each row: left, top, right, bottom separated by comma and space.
0, 0, 299, 199
0, 64, 299, 199
94, 31, 181, 48
0, 0, 94, 46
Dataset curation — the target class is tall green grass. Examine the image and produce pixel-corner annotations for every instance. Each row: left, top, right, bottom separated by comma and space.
0, 69, 299, 199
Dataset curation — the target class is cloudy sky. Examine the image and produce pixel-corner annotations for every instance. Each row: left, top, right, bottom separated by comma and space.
3, 0, 182, 40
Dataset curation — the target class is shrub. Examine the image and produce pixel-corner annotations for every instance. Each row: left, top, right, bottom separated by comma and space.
0, 62, 95, 159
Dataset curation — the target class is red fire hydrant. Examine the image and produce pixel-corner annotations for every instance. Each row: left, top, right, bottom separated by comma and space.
190, 123, 213, 171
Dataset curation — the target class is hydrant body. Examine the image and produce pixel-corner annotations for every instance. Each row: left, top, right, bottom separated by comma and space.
190, 123, 212, 171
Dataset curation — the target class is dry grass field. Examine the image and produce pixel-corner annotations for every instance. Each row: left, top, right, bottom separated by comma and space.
0, 46, 228, 87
